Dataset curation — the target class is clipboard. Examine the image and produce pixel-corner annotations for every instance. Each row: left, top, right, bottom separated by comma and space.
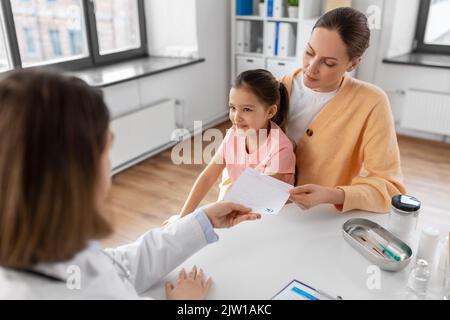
271, 279, 343, 300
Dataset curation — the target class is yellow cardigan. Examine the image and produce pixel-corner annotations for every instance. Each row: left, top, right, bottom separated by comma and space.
281, 69, 406, 213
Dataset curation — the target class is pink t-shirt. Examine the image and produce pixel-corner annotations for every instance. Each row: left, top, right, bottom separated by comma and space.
217, 121, 296, 186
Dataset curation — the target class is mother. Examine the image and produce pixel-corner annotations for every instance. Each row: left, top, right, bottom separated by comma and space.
284, 7, 406, 213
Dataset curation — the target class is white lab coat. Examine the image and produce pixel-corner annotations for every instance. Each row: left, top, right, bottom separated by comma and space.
0, 213, 208, 299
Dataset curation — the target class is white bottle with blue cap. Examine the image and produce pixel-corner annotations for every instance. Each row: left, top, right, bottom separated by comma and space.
389, 194, 421, 247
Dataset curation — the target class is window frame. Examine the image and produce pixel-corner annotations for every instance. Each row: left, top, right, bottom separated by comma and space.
86, 0, 148, 65
414, 0, 450, 55
0, 0, 148, 71
0, 4, 13, 72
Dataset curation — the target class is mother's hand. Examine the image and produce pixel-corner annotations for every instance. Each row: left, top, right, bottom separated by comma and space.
289, 184, 345, 210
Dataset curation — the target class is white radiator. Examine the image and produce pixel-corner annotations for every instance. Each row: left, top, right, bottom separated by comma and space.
110, 99, 176, 171
401, 89, 450, 136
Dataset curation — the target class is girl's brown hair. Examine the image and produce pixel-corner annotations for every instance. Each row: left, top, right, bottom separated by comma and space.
0, 69, 112, 268
233, 69, 289, 130
313, 7, 370, 60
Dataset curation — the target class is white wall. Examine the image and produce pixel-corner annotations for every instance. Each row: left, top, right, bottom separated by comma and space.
141, 0, 231, 130
355, 0, 420, 81
146, 0, 199, 57
356, 0, 450, 142
385, 0, 420, 58
352, 0, 385, 83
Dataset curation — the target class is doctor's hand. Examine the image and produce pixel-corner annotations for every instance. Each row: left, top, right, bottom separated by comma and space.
165, 266, 212, 300
203, 201, 261, 228
162, 214, 180, 226
289, 184, 345, 210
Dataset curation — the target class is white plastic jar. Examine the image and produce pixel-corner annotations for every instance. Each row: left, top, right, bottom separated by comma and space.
389, 195, 421, 245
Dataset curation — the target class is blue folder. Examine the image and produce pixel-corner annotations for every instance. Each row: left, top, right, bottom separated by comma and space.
274, 22, 280, 56
236, 0, 253, 16
267, 0, 273, 17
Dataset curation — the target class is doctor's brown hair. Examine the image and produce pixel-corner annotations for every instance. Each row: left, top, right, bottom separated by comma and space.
0, 70, 112, 268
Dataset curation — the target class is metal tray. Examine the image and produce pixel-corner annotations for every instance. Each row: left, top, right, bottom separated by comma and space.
342, 218, 413, 271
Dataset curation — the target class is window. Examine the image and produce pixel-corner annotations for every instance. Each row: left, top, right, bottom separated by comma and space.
0, 0, 147, 70
23, 27, 34, 53
69, 30, 83, 55
414, 0, 450, 54
49, 30, 62, 57
0, 8, 12, 72
94, 0, 141, 55
87, 0, 147, 64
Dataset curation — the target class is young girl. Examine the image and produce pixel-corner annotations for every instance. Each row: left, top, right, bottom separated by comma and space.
178, 69, 296, 218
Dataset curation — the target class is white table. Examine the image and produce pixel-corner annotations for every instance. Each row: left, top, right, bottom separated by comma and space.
145, 204, 449, 300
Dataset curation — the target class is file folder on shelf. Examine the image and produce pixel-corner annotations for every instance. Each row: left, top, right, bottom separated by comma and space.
236, 0, 253, 16
236, 20, 251, 53
274, 22, 280, 56
273, 0, 285, 18
267, 0, 274, 17
278, 23, 296, 57
266, 22, 277, 56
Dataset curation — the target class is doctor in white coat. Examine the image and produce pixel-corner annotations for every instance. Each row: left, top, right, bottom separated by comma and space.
0, 70, 260, 300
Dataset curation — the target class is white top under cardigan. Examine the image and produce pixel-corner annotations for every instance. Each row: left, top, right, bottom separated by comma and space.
286, 72, 338, 143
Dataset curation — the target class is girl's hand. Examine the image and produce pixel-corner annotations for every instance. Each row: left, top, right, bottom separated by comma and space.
203, 201, 261, 228
289, 184, 344, 210
165, 266, 212, 300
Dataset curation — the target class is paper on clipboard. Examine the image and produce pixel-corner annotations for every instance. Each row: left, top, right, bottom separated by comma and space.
223, 168, 293, 215
272, 279, 342, 300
